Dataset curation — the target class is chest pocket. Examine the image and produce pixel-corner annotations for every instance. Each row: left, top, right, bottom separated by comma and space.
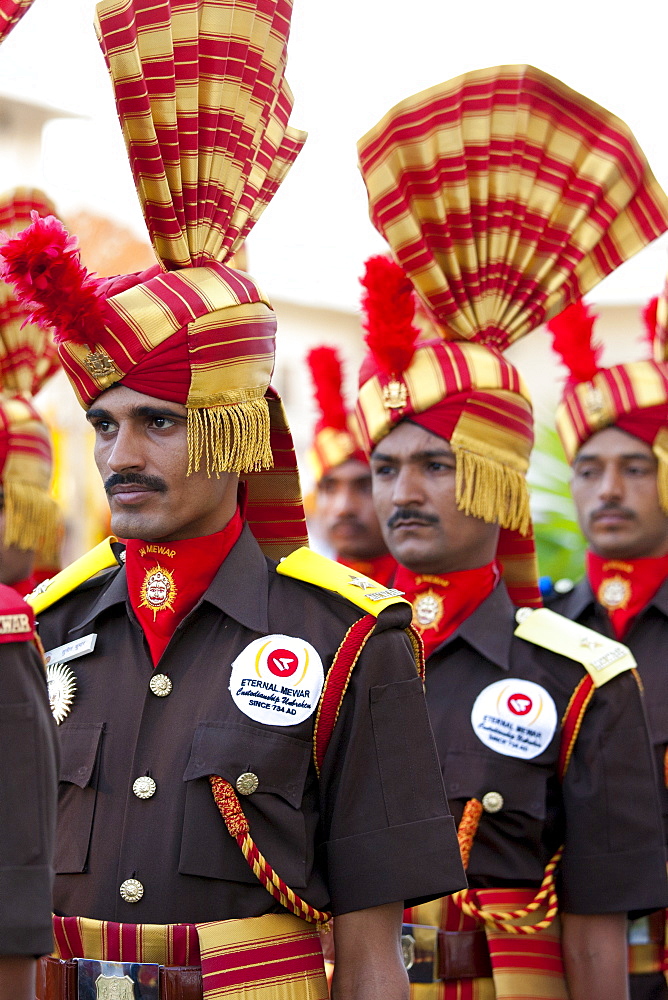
179, 722, 312, 887
443, 748, 551, 884
54, 723, 104, 873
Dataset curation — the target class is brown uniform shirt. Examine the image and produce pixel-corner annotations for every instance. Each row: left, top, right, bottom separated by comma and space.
426, 583, 668, 914
37, 526, 465, 925
550, 577, 668, 851
0, 621, 58, 955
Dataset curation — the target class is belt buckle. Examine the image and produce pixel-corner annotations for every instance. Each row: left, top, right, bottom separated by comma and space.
401, 923, 440, 983
76, 958, 160, 1000
628, 915, 652, 945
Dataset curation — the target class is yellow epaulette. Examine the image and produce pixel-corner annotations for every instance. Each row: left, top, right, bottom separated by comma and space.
26, 537, 120, 615
514, 607, 636, 687
277, 547, 410, 617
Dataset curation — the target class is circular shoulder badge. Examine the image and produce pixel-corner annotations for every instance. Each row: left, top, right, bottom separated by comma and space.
470, 678, 557, 760
229, 634, 324, 726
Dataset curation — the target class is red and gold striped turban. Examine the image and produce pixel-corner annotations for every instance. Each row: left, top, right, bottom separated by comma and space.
549, 298, 668, 513
0, 188, 60, 559
355, 65, 668, 606
306, 346, 366, 483
0, 0, 33, 41
0, 0, 309, 559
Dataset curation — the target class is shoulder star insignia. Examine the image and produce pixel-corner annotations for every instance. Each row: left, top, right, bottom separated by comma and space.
348, 575, 374, 590
579, 636, 603, 650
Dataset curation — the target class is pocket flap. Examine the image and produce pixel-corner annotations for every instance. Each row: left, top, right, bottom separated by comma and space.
443, 749, 547, 819
58, 723, 104, 788
183, 722, 311, 808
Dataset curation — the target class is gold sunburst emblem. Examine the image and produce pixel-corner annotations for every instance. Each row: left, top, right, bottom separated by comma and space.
139, 564, 177, 620
413, 589, 444, 630
597, 575, 630, 611
46, 662, 77, 725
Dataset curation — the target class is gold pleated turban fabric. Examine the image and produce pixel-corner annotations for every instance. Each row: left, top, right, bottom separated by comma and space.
355, 65, 668, 606
0, 0, 34, 41
0, 0, 309, 559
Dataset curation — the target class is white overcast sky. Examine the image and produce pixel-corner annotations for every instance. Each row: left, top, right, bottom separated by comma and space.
0, 0, 667, 312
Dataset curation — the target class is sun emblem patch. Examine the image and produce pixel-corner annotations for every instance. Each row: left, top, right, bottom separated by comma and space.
598, 575, 630, 610
139, 564, 177, 620
46, 662, 77, 724
413, 590, 444, 630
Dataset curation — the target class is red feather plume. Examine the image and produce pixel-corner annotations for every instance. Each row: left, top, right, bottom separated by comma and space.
547, 299, 602, 385
306, 346, 349, 432
360, 255, 419, 375
0, 212, 106, 348
641, 296, 659, 356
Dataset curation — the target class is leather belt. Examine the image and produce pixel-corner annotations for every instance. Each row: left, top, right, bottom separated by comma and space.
402, 923, 492, 982
36, 955, 203, 1000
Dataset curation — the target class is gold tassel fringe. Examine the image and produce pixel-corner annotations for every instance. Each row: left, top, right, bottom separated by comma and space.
2, 480, 61, 562
653, 429, 668, 516
454, 447, 531, 536
658, 459, 668, 517
187, 398, 273, 477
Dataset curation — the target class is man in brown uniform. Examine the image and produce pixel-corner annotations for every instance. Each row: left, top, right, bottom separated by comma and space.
0, 2, 465, 998
547, 298, 668, 1000
354, 65, 668, 1000
0, 585, 58, 1000
306, 345, 396, 584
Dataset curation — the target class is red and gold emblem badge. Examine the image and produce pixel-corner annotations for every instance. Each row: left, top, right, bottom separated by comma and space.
139, 564, 177, 620
597, 575, 630, 611
413, 589, 444, 631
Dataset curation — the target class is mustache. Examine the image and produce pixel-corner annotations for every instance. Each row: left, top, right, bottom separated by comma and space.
387, 508, 439, 529
104, 472, 168, 495
331, 516, 365, 530
590, 502, 635, 521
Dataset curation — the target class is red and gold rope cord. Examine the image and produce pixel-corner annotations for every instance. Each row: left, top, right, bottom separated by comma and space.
451, 672, 592, 934
451, 844, 563, 935
209, 775, 331, 929
208, 611, 423, 929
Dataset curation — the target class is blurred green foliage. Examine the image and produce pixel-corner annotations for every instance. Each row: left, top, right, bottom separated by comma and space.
528, 423, 586, 586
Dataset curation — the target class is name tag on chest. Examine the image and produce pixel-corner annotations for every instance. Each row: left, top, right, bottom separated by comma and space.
43, 633, 97, 667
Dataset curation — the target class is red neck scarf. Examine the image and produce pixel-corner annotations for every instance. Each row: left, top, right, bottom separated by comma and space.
586, 550, 668, 640
337, 552, 397, 588
394, 562, 500, 659
125, 509, 243, 666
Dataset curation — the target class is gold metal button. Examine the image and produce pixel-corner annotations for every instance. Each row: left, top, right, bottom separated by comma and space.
133, 776, 156, 800
236, 772, 259, 795
119, 878, 144, 903
150, 673, 172, 697
482, 791, 504, 814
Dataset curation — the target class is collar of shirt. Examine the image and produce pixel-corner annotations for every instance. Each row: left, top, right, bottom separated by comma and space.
554, 573, 668, 625
67, 524, 270, 637
432, 581, 515, 670
652, 576, 668, 617
549, 577, 597, 620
